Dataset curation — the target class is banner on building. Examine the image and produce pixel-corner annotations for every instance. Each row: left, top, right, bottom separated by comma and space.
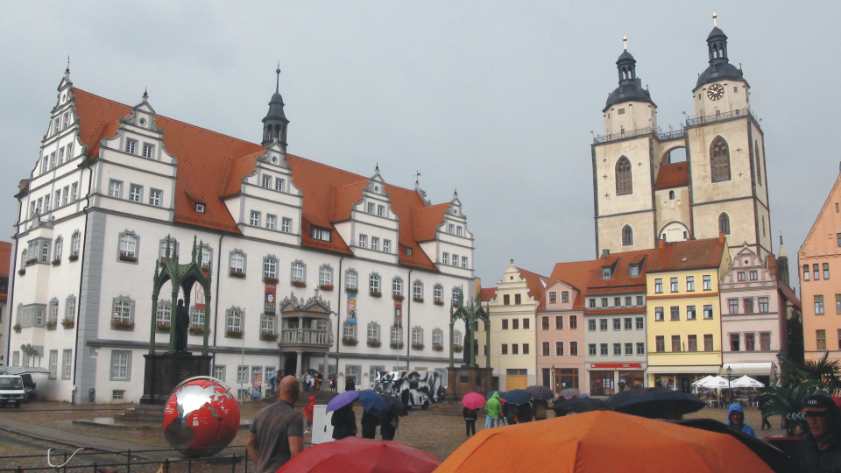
347, 294, 357, 325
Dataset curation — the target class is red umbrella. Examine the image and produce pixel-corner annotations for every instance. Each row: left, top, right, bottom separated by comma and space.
276, 437, 439, 473
461, 392, 485, 410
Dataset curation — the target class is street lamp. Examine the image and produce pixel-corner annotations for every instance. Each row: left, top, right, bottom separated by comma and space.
726, 366, 733, 401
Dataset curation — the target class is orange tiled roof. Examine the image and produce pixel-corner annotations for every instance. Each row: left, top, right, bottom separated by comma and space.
479, 287, 497, 302
548, 260, 602, 309
71, 88, 448, 270
515, 267, 549, 310
586, 248, 660, 294
647, 237, 726, 273
655, 162, 689, 190
0, 241, 10, 278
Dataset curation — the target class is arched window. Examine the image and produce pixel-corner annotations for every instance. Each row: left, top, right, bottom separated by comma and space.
369, 272, 381, 295
225, 307, 243, 337
118, 231, 139, 261
710, 137, 731, 182
111, 296, 135, 329
433, 284, 444, 305
668, 190, 675, 200
344, 269, 358, 291
719, 213, 731, 235
53, 237, 63, 262
290, 260, 306, 284
70, 231, 81, 258
754, 141, 762, 186
615, 156, 633, 195
392, 277, 403, 298
622, 225, 633, 247
229, 250, 246, 276
411, 326, 424, 349
412, 280, 424, 302
263, 256, 278, 280
318, 265, 333, 289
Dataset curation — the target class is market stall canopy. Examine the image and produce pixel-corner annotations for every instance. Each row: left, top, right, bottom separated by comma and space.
730, 375, 764, 389
697, 376, 731, 390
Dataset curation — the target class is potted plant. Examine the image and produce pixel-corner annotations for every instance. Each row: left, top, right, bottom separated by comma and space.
13, 323, 22, 333
432, 342, 444, 352
260, 331, 278, 342
156, 321, 171, 332
342, 336, 358, 346
292, 280, 306, 288
51, 258, 61, 266
263, 276, 279, 285
392, 293, 404, 301
111, 319, 135, 331
453, 344, 463, 353
69, 253, 79, 262
46, 320, 57, 330
434, 299, 444, 306
367, 339, 381, 348
413, 296, 423, 303
411, 343, 424, 350
229, 268, 246, 279
319, 283, 334, 291
225, 329, 243, 339
17, 268, 25, 276
370, 289, 382, 298
190, 325, 208, 336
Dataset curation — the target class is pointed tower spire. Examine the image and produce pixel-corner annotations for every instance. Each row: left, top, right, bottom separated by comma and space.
275, 63, 281, 94
64, 56, 71, 79
142, 87, 149, 101
603, 32, 654, 112
695, 11, 746, 90
623, 33, 628, 51
261, 65, 290, 150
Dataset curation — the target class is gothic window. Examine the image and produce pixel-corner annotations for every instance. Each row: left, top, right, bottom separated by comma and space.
621, 225, 633, 247
710, 137, 731, 182
754, 141, 762, 186
615, 156, 632, 195
53, 236, 63, 262
719, 213, 731, 235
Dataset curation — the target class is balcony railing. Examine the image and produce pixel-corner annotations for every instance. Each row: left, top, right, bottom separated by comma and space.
593, 127, 655, 144
685, 108, 754, 127
280, 329, 332, 348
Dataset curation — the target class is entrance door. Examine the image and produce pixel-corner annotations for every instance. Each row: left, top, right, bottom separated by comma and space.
283, 353, 297, 376
542, 368, 550, 387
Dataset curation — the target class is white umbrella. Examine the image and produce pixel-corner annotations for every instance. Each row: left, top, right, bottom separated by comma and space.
730, 375, 764, 389
698, 376, 731, 390
691, 375, 714, 387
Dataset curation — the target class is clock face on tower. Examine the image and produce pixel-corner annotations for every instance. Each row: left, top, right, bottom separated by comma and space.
707, 83, 725, 101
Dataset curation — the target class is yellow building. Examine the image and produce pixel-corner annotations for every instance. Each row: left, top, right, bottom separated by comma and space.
645, 238, 730, 390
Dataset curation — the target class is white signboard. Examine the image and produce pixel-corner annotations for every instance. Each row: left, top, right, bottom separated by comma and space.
311, 404, 334, 444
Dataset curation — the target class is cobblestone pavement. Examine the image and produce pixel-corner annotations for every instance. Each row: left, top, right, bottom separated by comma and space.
0, 400, 788, 468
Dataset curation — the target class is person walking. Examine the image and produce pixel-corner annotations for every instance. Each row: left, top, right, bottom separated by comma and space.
463, 406, 479, 437
727, 402, 756, 438
361, 409, 380, 439
303, 395, 316, 434
758, 397, 772, 431
484, 392, 501, 429
380, 408, 399, 440
331, 404, 357, 440
247, 376, 304, 473
797, 394, 841, 473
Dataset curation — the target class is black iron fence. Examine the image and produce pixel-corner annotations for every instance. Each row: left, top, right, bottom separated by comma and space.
0, 447, 251, 473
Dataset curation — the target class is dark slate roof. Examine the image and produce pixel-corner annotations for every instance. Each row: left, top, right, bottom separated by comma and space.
707, 26, 727, 40
604, 78, 654, 112
695, 61, 746, 91
263, 92, 287, 122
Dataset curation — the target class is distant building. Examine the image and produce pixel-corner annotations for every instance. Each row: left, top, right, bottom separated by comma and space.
800, 168, 841, 363
0, 241, 10, 366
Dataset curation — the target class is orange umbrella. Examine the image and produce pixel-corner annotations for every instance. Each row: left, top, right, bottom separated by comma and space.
435, 411, 773, 473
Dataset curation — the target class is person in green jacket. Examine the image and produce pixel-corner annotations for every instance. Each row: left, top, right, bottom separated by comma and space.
484, 392, 501, 429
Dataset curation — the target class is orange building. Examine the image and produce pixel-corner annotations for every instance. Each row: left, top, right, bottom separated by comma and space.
800, 169, 841, 362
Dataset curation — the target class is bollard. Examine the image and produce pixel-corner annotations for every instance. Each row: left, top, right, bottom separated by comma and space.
164, 459, 170, 473
187, 458, 192, 473
231, 454, 237, 473
127, 449, 131, 473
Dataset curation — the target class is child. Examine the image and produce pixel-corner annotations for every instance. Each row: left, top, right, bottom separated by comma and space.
463, 406, 479, 437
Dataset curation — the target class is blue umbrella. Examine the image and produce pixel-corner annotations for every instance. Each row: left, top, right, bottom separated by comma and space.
358, 389, 387, 413
501, 389, 531, 406
327, 390, 359, 412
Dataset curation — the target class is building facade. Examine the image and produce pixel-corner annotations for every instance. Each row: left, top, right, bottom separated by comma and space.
536, 280, 586, 392
645, 238, 729, 391
592, 19, 772, 261
6, 68, 473, 403
800, 168, 841, 363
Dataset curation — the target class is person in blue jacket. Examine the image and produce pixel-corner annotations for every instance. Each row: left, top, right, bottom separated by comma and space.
727, 402, 755, 437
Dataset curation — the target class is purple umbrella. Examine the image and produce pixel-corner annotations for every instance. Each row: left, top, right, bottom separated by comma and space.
327, 390, 359, 412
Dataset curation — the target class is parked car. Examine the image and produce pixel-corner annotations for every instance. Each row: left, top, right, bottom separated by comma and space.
0, 375, 26, 407
0, 368, 43, 401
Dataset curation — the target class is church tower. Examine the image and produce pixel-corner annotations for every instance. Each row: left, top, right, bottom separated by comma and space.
685, 13, 772, 259
261, 66, 289, 151
592, 36, 659, 256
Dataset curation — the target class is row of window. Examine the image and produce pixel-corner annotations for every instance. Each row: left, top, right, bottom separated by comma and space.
811, 294, 841, 316
653, 305, 715, 321
15, 296, 77, 327
125, 137, 156, 159
249, 210, 293, 233
11, 348, 73, 380
814, 329, 841, 352
725, 297, 770, 315
108, 179, 164, 207
587, 295, 645, 309
653, 275, 713, 294
541, 314, 579, 330
365, 200, 388, 218
586, 317, 645, 331
501, 318, 530, 330
343, 323, 454, 348
735, 270, 761, 282
47, 110, 73, 139
357, 234, 393, 254
654, 334, 715, 353
500, 343, 529, 355
548, 291, 570, 304
441, 251, 469, 269
542, 341, 579, 357
803, 263, 831, 282
23, 233, 81, 265
260, 174, 287, 193
587, 342, 645, 356
40, 138, 74, 176
28, 181, 80, 219
445, 223, 466, 237
729, 332, 772, 352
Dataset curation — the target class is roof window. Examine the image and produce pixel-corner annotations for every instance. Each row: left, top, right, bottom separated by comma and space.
195, 202, 206, 214
602, 267, 612, 280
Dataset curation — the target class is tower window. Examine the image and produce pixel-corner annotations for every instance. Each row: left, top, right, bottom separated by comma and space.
754, 141, 762, 186
668, 190, 675, 200
615, 156, 632, 195
710, 136, 731, 182
621, 225, 633, 247
719, 213, 731, 236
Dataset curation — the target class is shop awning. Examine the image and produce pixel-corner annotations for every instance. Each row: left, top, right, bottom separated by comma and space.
721, 362, 773, 376
646, 366, 720, 375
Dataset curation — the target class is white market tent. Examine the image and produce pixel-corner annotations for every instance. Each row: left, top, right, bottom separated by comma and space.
697, 376, 731, 390
730, 375, 765, 389
691, 375, 715, 387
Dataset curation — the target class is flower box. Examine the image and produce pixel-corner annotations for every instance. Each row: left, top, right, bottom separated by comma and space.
119, 253, 138, 263
190, 325, 208, 336
46, 321, 57, 330
291, 280, 306, 288
229, 269, 246, 279
432, 343, 444, 352
342, 336, 358, 346
367, 339, 381, 348
51, 259, 61, 266
413, 297, 424, 303
225, 329, 243, 339
392, 294, 404, 301
452, 344, 463, 353
434, 300, 444, 306
345, 286, 358, 294
263, 276, 279, 285
111, 320, 135, 331
411, 343, 425, 350
156, 322, 171, 332
370, 290, 382, 298
319, 284, 334, 291
13, 324, 21, 333
69, 254, 79, 262
260, 332, 278, 342
61, 318, 75, 329
390, 341, 404, 350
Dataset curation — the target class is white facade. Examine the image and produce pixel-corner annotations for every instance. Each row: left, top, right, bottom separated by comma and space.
5, 71, 473, 403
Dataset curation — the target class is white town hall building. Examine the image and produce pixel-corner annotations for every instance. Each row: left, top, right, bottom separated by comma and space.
4, 67, 473, 403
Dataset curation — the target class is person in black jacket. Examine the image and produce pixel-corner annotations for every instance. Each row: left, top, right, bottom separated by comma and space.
361, 410, 380, 439
463, 407, 479, 437
331, 404, 357, 440
516, 402, 534, 423
380, 409, 399, 440
798, 393, 841, 473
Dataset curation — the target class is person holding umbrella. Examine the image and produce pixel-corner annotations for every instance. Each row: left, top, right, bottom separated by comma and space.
484, 392, 501, 429
462, 392, 484, 437
327, 390, 360, 440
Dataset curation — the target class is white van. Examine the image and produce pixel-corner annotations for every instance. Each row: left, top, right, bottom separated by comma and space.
0, 375, 25, 407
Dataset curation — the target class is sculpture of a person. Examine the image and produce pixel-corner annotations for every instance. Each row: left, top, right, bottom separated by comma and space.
174, 298, 190, 352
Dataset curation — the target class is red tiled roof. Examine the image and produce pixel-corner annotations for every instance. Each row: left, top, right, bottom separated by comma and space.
479, 287, 497, 302
515, 267, 549, 310
548, 260, 601, 309
71, 87, 448, 271
586, 248, 659, 294
648, 237, 726, 273
655, 162, 689, 190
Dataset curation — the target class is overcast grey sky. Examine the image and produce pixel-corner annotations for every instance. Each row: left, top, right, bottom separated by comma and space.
1, 1, 839, 285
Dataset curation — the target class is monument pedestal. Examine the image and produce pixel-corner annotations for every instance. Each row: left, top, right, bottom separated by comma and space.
140, 352, 211, 405
447, 366, 494, 400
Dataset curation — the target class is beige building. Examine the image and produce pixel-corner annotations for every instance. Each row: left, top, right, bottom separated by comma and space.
593, 20, 772, 261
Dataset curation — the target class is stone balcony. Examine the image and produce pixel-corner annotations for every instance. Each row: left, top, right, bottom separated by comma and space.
280, 329, 332, 351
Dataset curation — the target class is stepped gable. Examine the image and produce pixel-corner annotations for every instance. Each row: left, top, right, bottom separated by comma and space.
70, 87, 447, 270
515, 267, 549, 309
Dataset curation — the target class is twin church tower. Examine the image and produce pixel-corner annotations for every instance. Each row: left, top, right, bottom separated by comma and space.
592, 15, 772, 261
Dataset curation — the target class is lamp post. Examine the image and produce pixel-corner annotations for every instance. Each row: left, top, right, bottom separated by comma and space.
726, 366, 733, 402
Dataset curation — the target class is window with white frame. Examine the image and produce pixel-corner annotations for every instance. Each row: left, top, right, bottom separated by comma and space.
367, 202, 376, 214
367, 322, 381, 342
392, 277, 403, 297
317, 265, 333, 288
411, 326, 424, 347
108, 179, 123, 198
226, 307, 243, 334
390, 325, 402, 345
261, 175, 272, 188
343, 320, 357, 340
110, 350, 131, 380
442, 252, 449, 265
413, 280, 424, 301
453, 330, 463, 347
377, 204, 385, 217
213, 365, 226, 382
263, 256, 278, 280
311, 227, 331, 241
433, 284, 444, 304
358, 234, 368, 248
452, 287, 463, 306
260, 313, 276, 335
53, 237, 63, 262
432, 328, 444, 347
48, 350, 58, 379
129, 184, 143, 202
369, 273, 381, 294
448, 223, 455, 234
345, 269, 359, 291
190, 305, 205, 329
383, 239, 392, 253
48, 298, 59, 326
230, 250, 246, 275
249, 210, 261, 227
198, 244, 212, 269
457, 226, 464, 237
266, 214, 277, 230
118, 231, 139, 261
274, 177, 285, 192
142, 142, 155, 159
462, 256, 469, 268
125, 138, 138, 155
70, 231, 80, 258
61, 349, 72, 379
281, 217, 292, 233
64, 295, 76, 322
291, 261, 306, 283
237, 366, 248, 384
371, 237, 380, 251
111, 296, 134, 325
149, 188, 163, 207
156, 299, 172, 326
71, 182, 79, 201
159, 237, 178, 259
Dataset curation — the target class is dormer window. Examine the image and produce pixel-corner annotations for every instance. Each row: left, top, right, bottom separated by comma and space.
311, 227, 331, 242
367, 202, 375, 214
377, 205, 385, 217
629, 264, 640, 277
195, 202, 206, 214
602, 267, 612, 280
404, 247, 413, 257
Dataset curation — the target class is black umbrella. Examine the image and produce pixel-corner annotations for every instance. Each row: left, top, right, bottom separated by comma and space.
554, 396, 606, 415
526, 385, 554, 401
384, 395, 408, 417
674, 418, 794, 473
501, 389, 532, 406
607, 388, 705, 419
